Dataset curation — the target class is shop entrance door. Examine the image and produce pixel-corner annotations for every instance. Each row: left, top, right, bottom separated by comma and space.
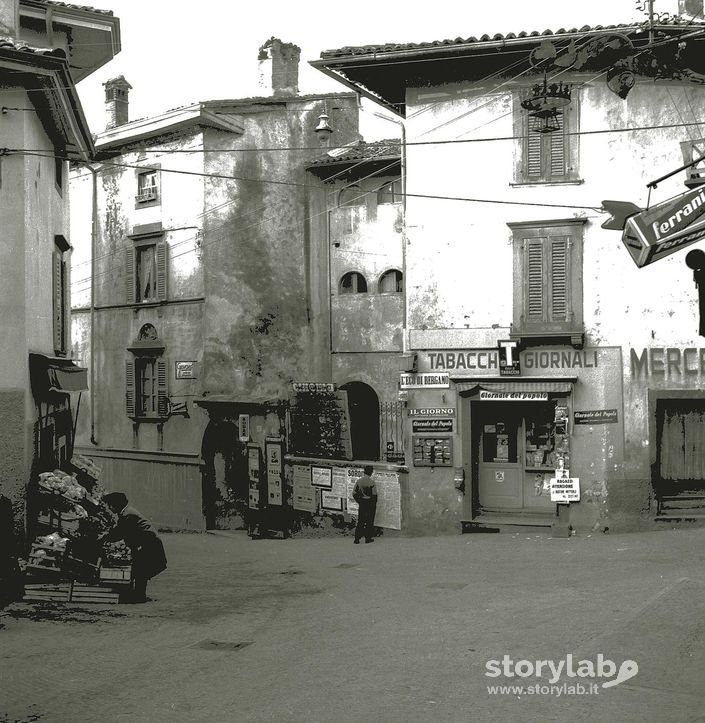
655, 399, 705, 506
475, 400, 564, 513
477, 402, 523, 509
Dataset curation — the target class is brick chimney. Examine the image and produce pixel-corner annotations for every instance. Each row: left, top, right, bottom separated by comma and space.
0, 0, 19, 38
257, 38, 300, 97
103, 76, 132, 130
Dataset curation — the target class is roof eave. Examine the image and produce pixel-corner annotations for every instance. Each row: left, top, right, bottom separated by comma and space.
20, 1, 121, 82
94, 105, 245, 154
0, 48, 94, 160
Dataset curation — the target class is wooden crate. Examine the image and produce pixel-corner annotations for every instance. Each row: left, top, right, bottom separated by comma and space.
69, 583, 120, 604
27, 543, 64, 574
99, 565, 132, 584
23, 582, 71, 602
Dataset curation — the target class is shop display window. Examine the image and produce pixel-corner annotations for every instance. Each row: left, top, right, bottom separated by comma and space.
482, 421, 519, 463
525, 403, 570, 470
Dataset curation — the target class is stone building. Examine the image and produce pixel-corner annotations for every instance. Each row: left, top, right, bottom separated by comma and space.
0, 0, 119, 561
313, 16, 705, 533
70, 39, 365, 530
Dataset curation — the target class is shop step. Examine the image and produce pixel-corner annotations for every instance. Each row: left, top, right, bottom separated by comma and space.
462, 513, 554, 534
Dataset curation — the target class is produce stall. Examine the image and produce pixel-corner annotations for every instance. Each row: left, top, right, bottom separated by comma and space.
22, 455, 133, 604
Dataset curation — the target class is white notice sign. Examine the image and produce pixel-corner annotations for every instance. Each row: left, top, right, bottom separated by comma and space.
550, 476, 580, 503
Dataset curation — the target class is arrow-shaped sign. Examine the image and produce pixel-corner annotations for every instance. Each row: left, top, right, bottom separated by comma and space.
601, 200, 642, 230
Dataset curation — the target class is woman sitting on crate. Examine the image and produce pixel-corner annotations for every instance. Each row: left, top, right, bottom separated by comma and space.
100, 493, 167, 603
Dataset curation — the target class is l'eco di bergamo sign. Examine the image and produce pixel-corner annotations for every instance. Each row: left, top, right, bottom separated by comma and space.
603, 187, 705, 267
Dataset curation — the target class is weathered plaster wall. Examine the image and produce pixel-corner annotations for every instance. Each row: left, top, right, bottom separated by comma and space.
201, 97, 360, 400
1, 90, 71, 535
69, 131, 208, 520
402, 75, 705, 530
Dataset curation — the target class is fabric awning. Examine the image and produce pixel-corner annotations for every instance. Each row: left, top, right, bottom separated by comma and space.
456, 377, 576, 396
29, 353, 89, 394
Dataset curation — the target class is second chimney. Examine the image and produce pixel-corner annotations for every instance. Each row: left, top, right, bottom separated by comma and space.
103, 75, 132, 130
257, 38, 300, 97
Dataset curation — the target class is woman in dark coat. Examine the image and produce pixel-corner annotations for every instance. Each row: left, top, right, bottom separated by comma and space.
102, 492, 167, 603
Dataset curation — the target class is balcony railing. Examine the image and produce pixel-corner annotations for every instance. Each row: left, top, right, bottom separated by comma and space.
135, 187, 158, 203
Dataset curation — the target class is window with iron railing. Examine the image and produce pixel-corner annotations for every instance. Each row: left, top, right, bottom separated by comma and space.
136, 169, 159, 204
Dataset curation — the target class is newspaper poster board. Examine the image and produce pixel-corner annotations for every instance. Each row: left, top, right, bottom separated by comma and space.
373, 471, 402, 530
310, 465, 333, 489
321, 467, 348, 513
346, 467, 364, 517
265, 440, 283, 506
321, 490, 344, 512
293, 464, 316, 513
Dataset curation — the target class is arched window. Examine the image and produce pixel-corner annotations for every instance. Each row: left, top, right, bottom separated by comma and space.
379, 269, 403, 293
377, 178, 402, 205
126, 324, 167, 419
340, 272, 367, 294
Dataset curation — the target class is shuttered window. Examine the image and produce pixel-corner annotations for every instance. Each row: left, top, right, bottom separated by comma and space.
126, 240, 167, 303
52, 236, 70, 355
126, 357, 168, 419
510, 221, 584, 341
514, 93, 579, 184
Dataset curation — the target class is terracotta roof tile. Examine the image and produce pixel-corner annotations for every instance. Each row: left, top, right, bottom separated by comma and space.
309, 138, 401, 166
319, 19, 702, 59
0, 36, 67, 58
29, 0, 114, 15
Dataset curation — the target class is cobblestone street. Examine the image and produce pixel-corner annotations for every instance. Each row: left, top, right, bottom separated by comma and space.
3, 527, 705, 722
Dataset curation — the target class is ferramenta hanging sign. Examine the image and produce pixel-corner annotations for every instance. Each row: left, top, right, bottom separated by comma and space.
603, 187, 705, 267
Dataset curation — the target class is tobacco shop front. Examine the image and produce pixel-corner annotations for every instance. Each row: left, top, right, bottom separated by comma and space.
406, 345, 624, 533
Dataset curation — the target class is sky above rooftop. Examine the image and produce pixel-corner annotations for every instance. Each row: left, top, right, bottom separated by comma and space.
75, 0, 685, 138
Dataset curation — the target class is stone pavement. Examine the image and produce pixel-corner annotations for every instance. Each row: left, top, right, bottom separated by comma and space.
3, 526, 705, 723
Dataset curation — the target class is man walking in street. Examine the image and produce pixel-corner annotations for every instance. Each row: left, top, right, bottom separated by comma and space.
353, 465, 378, 544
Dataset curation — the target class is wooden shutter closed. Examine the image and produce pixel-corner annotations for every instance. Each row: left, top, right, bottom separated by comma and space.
549, 112, 567, 178
52, 251, 64, 352
156, 242, 167, 300
157, 359, 168, 416
526, 116, 542, 178
525, 239, 545, 321
549, 237, 569, 321
125, 359, 136, 416
126, 247, 135, 303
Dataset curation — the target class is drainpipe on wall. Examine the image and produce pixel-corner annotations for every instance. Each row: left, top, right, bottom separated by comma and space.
89, 164, 98, 445
370, 107, 408, 353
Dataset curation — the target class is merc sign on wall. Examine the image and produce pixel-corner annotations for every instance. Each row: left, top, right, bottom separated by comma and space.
403, 346, 624, 534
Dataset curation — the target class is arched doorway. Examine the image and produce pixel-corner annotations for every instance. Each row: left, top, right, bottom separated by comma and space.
201, 419, 248, 529
340, 381, 380, 461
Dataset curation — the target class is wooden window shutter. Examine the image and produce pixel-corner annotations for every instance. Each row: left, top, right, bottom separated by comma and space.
549, 112, 567, 178
125, 359, 136, 416
126, 247, 135, 303
157, 360, 169, 416
52, 251, 65, 352
526, 116, 542, 179
549, 237, 569, 321
156, 242, 167, 300
525, 239, 545, 321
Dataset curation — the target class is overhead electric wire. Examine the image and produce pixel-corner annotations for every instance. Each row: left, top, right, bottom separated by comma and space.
69, 154, 404, 293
